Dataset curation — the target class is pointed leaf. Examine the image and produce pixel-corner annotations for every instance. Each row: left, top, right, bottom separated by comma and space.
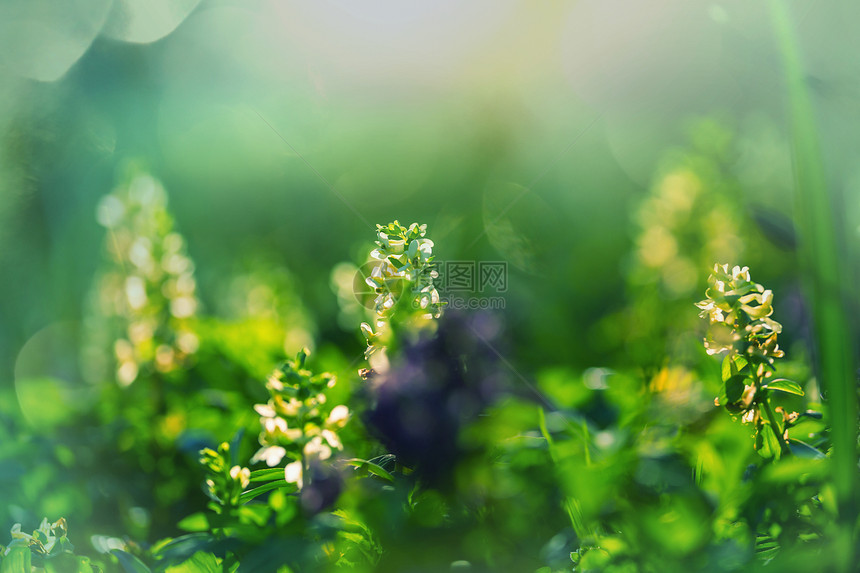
387, 255, 409, 270
756, 423, 781, 460
239, 480, 296, 504
164, 551, 220, 573
346, 459, 395, 483
111, 550, 151, 573
724, 374, 747, 404
765, 378, 804, 396
721, 354, 734, 383
177, 512, 209, 532
788, 439, 826, 459
249, 468, 285, 482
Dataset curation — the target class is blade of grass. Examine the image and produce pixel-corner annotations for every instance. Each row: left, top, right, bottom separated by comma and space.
769, 1, 858, 569
249, 468, 287, 482
239, 481, 297, 504
538, 407, 592, 540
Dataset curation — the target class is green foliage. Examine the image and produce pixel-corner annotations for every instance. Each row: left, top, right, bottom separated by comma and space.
3, 4, 858, 569
1, 169, 854, 572
1, 518, 103, 572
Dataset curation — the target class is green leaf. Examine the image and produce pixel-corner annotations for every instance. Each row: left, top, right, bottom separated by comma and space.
788, 439, 826, 459
346, 459, 395, 483
2, 546, 32, 573
756, 537, 780, 561
239, 481, 297, 504
387, 255, 409, 270
756, 423, 782, 460
52, 536, 75, 556
164, 551, 220, 573
150, 534, 213, 565
724, 375, 747, 404
111, 550, 151, 573
296, 349, 308, 368
238, 504, 270, 527
177, 513, 209, 532
761, 455, 827, 484
720, 353, 749, 383
721, 354, 734, 383
765, 378, 804, 396
770, 1, 858, 543
249, 468, 286, 482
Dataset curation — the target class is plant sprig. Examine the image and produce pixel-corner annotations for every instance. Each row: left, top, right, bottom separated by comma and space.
360, 221, 443, 364
696, 263, 805, 459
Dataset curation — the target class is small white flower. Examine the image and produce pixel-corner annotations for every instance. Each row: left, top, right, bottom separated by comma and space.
731, 265, 750, 282
321, 429, 342, 450
417, 239, 434, 257
10, 523, 30, 541
230, 465, 251, 488
266, 374, 284, 391
285, 460, 303, 488
304, 436, 332, 460
251, 445, 287, 467
327, 405, 350, 427
254, 403, 277, 418
125, 276, 148, 310
360, 322, 375, 340
264, 416, 288, 435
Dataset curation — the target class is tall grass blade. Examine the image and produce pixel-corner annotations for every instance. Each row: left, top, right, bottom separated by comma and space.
769, 1, 858, 569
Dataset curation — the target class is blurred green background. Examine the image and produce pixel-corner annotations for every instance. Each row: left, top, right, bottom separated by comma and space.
1, 0, 858, 566
6, 0, 859, 372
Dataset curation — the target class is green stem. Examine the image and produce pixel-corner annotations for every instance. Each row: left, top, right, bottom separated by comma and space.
769, 2, 858, 568
759, 389, 791, 458
538, 407, 592, 539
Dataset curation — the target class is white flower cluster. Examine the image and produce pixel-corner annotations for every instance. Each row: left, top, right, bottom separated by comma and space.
6, 518, 68, 557
249, 351, 350, 489
695, 263, 783, 360
360, 221, 443, 360
90, 173, 199, 386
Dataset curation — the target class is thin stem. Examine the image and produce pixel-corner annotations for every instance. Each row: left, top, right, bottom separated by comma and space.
759, 388, 791, 458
